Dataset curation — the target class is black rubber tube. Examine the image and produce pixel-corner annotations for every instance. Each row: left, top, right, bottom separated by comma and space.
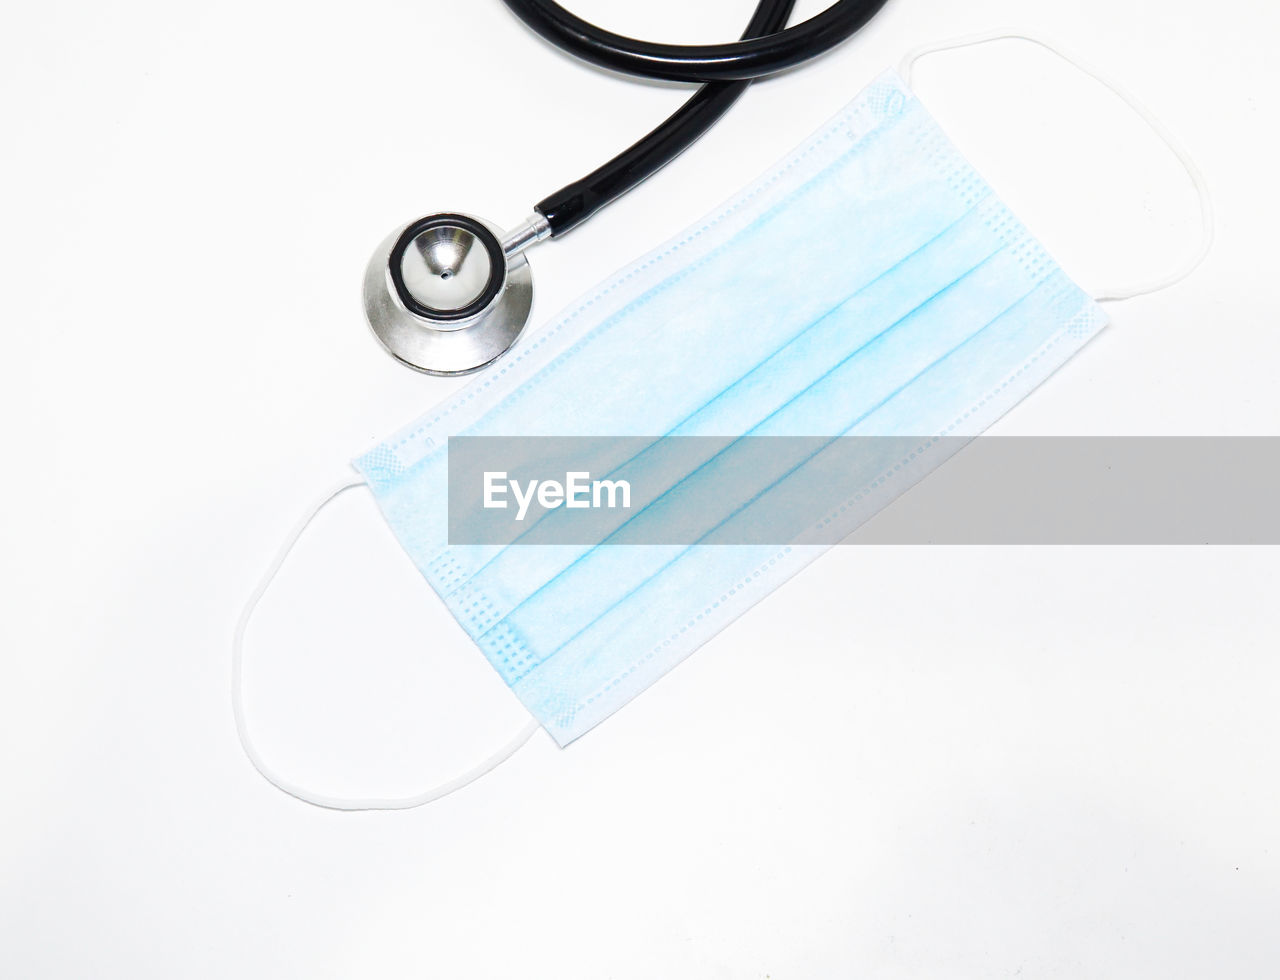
501, 0, 891, 236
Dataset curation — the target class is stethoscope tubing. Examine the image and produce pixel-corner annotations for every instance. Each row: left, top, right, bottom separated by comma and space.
501, 0, 890, 83
501, 0, 891, 235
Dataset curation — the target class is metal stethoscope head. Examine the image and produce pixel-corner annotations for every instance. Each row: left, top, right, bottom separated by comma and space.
363, 212, 550, 376
362, 0, 889, 375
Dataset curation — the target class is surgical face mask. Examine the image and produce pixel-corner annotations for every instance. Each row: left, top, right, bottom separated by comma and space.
234, 36, 1211, 809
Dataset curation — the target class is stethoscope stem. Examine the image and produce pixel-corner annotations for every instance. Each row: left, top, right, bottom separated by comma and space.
501, 213, 553, 260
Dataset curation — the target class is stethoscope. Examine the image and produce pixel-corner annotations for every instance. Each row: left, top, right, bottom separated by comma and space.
363, 0, 891, 375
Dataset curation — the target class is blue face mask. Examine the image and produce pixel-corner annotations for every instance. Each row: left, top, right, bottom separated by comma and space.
353, 67, 1110, 743
235, 46, 1211, 809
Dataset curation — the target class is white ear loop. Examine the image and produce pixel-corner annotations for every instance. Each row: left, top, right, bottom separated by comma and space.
232, 475, 541, 811
899, 31, 1215, 303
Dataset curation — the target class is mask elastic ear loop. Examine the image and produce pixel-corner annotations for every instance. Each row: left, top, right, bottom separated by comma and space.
899, 31, 1215, 304
232, 475, 541, 811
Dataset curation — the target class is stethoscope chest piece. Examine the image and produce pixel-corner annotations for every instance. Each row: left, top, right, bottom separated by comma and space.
363, 212, 538, 376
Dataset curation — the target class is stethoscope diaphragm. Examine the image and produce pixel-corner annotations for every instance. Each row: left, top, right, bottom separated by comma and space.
363, 213, 544, 376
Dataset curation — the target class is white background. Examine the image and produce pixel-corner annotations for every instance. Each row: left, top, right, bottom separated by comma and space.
2, 0, 1277, 976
